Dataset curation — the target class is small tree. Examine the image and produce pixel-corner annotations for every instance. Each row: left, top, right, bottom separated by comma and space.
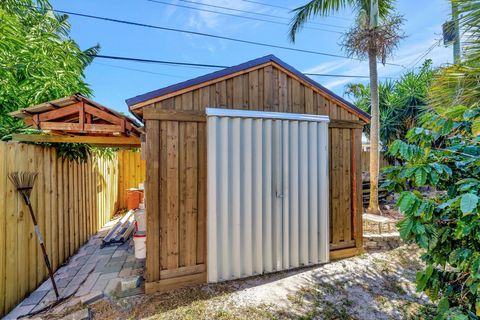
288, 0, 404, 214
0, 0, 98, 138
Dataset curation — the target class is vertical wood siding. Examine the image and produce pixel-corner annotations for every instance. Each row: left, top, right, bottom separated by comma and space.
207, 115, 330, 282
144, 116, 207, 293
0, 142, 144, 317
151, 66, 361, 121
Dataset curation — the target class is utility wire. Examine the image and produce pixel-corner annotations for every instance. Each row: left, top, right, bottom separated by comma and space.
238, 0, 353, 22
91, 54, 228, 68
405, 39, 441, 70
172, 0, 346, 29
90, 54, 395, 78
147, 0, 342, 34
37, 7, 404, 67
241, 0, 292, 11
93, 61, 188, 78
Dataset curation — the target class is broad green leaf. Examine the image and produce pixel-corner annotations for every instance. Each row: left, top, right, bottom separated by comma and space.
472, 118, 480, 136
398, 193, 416, 214
415, 168, 427, 186
460, 193, 479, 214
398, 218, 414, 239
438, 297, 449, 314
443, 105, 467, 120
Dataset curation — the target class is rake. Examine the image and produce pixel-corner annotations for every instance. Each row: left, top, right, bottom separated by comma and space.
8, 172, 60, 299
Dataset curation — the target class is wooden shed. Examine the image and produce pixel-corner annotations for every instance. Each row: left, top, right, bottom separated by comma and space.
127, 55, 369, 293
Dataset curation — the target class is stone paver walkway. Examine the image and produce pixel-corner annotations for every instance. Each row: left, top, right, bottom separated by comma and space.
5, 222, 144, 319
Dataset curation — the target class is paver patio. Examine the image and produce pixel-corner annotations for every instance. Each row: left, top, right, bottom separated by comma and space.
5, 221, 144, 320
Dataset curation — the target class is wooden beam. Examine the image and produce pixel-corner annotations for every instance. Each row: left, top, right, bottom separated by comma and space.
83, 124, 122, 133
38, 103, 81, 122
145, 272, 206, 294
143, 109, 206, 122
11, 134, 141, 147
84, 104, 122, 125
353, 128, 364, 252
330, 247, 362, 260
330, 240, 355, 250
329, 120, 365, 129
159, 264, 206, 280
39, 122, 82, 131
79, 102, 85, 131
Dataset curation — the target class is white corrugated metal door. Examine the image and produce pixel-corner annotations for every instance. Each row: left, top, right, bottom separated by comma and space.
207, 108, 329, 283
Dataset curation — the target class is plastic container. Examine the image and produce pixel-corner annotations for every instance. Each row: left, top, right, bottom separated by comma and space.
133, 231, 146, 259
134, 208, 146, 232
127, 189, 143, 210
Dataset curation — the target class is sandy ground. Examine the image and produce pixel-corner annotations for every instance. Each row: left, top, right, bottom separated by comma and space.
78, 245, 433, 320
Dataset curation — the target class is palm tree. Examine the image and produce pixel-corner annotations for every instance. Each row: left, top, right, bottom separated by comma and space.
289, 0, 403, 214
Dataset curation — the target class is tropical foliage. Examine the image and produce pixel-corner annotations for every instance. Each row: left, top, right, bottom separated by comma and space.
288, 0, 404, 214
0, 0, 113, 161
346, 60, 435, 149
0, 0, 98, 137
385, 0, 480, 317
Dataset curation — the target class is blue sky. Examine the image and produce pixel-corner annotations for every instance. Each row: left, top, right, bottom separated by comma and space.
49, 0, 454, 115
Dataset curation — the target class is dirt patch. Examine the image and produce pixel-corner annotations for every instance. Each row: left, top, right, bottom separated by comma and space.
84, 246, 434, 320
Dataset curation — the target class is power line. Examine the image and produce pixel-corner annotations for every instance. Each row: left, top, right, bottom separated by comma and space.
90, 54, 395, 79
93, 61, 188, 78
37, 7, 404, 67
172, 0, 346, 29
405, 39, 441, 69
240, 0, 292, 11
147, 0, 343, 34
305, 73, 394, 79
238, 0, 353, 22
91, 54, 229, 68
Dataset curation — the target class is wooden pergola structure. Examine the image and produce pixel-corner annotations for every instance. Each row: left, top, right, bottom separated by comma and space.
9, 94, 143, 147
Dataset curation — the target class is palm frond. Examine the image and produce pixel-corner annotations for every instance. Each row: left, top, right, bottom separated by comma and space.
289, 0, 396, 42
81, 44, 100, 67
289, 0, 354, 42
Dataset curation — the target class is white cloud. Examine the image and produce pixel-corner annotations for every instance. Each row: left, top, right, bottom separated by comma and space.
303, 59, 351, 74
183, 0, 261, 31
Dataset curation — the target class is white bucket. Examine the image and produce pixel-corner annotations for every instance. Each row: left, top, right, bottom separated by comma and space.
134, 209, 146, 232
133, 232, 146, 259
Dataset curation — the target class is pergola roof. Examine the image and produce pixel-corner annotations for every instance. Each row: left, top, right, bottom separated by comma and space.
9, 94, 143, 147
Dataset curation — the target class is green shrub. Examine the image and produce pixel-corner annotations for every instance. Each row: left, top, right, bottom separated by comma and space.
385, 110, 480, 319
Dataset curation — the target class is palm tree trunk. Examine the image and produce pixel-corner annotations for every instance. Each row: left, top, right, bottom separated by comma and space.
367, 46, 381, 215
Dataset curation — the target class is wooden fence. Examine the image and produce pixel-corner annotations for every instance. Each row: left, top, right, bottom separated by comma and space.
117, 150, 146, 209
361, 151, 389, 173
0, 142, 145, 316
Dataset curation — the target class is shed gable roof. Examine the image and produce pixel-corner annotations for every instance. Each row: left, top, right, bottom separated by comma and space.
126, 55, 370, 122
